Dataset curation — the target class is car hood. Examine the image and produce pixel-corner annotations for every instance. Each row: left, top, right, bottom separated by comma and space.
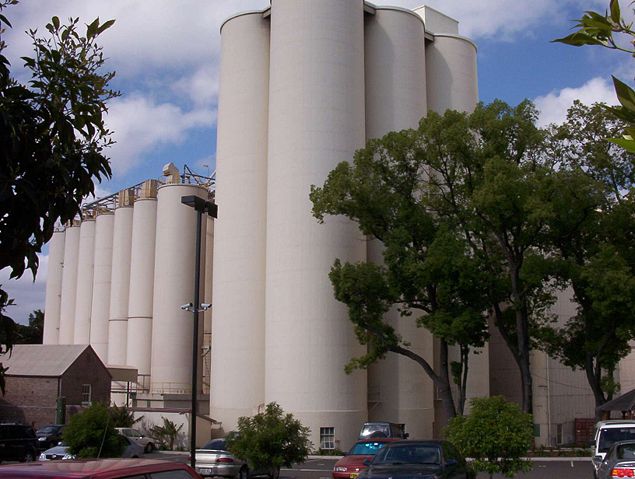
336, 455, 373, 468
363, 463, 442, 479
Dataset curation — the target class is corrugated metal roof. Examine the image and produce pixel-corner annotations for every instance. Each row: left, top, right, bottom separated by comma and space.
1, 344, 91, 377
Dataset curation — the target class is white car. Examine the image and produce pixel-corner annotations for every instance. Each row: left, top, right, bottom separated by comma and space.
38, 437, 143, 461
592, 420, 635, 477
115, 428, 156, 453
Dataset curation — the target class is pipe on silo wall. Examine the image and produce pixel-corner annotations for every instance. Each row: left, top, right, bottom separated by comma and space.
127, 181, 158, 378
425, 34, 478, 114
73, 218, 96, 344
108, 191, 134, 365
58, 223, 81, 344
151, 183, 208, 394
364, 7, 434, 440
89, 212, 114, 361
42, 230, 66, 344
210, 11, 269, 428
265, 0, 367, 449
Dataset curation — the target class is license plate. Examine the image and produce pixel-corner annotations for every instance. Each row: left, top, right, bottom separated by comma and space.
350, 474, 358, 479
198, 468, 212, 475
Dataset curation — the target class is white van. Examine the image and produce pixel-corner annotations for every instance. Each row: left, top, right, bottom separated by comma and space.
592, 420, 635, 476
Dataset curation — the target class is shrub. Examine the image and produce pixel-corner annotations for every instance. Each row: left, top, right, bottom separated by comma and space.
62, 402, 124, 458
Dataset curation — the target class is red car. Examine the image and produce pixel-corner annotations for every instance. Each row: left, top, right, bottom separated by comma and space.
332, 439, 399, 479
0, 458, 202, 479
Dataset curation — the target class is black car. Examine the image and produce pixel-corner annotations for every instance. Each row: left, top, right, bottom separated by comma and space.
0, 423, 38, 462
597, 440, 635, 479
36, 424, 65, 450
358, 440, 474, 479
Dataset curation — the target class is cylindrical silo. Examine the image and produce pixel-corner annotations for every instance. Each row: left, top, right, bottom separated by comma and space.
73, 217, 96, 344
203, 215, 214, 395
364, 7, 434, 440
89, 211, 114, 362
127, 180, 158, 382
210, 10, 270, 428
151, 183, 209, 394
425, 34, 478, 114
57, 222, 81, 344
42, 230, 66, 344
108, 190, 134, 366
265, 0, 367, 449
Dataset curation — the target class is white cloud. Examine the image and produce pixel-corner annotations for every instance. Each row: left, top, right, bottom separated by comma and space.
534, 77, 618, 127
0, 254, 48, 325
105, 94, 216, 175
172, 65, 219, 108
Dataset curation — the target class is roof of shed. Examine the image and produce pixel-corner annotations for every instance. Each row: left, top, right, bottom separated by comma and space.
1, 344, 94, 377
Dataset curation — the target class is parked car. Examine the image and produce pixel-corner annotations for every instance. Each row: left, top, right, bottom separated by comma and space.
38, 436, 143, 461
358, 422, 409, 440
333, 438, 399, 479
115, 427, 156, 453
597, 440, 635, 479
592, 420, 635, 476
0, 423, 38, 463
357, 440, 474, 479
0, 458, 203, 478
35, 424, 64, 450
195, 438, 248, 479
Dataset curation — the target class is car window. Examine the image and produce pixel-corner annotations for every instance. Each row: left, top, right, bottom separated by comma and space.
376, 445, 440, 465
618, 444, 635, 460
150, 471, 197, 479
203, 439, 226, 450
349, 442, 387, 455
130, 429, 142, 436
599, 428, 635, 452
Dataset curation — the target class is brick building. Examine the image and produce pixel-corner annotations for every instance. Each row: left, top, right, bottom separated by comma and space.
0, 344, 111, 428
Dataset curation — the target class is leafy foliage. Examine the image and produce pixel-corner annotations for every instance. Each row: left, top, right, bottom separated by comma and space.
62, 402, 124, 458
14, 309, 44, 344
109, 404, 142, 428
226, 402, 312, 479
554, 0, 635, 152
150, 417, 183, 450
445, 396, 533, 478
0, 1, 118, 382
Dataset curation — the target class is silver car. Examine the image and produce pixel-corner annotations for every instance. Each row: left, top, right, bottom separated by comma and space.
115, 427, 157, 453
597, 440, 635, 479
195, 438, 248, 479
37, 437, 143, 461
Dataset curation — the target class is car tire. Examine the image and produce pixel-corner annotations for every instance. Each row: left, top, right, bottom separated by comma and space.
239, 466, 249, 479
145, 443, 155, 453
22, 450, 35, 462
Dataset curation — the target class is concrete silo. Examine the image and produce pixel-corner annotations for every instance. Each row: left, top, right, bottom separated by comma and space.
127, 180, 159, 385
150, 178, 209, 394
108, 190, 134, 366
90, 211, 114, 361
57, 222, 81, 344
265, 0, 367, 449
210, 10, 270, 427
73, 217, 96, 345
42, 230, 66, 345
363, 6, 434, 439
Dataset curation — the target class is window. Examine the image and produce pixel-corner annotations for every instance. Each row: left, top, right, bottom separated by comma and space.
320, 427, 335, 450
81, 384, 92, 406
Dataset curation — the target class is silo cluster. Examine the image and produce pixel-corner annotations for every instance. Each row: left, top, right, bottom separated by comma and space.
211, 1, 483, 448
42, 169, 214, 398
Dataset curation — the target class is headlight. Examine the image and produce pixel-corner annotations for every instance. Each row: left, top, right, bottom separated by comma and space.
334, 466, 348, 472
38, 453, 46, 461
63, 453, 76, 460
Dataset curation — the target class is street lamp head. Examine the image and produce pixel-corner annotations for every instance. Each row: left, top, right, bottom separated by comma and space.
200, 303, 212, 311
180, 302, 193, 311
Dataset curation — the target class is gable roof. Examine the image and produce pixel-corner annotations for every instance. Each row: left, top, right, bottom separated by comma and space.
1, 344, 99, 377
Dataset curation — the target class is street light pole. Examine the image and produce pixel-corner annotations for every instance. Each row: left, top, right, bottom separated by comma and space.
181, 195, 218, 470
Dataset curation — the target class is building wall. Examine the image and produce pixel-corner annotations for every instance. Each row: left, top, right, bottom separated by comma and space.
61, 348, 111, 406
0, 376, 59, 427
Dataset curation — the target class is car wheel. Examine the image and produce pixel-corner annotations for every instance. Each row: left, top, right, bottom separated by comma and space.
145, 443, 155, 453
22, 450, 35, 462
239, 466, 249, 479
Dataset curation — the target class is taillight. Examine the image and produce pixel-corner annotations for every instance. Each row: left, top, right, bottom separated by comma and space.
216, 457, 235, 464
612, 467, 635, 477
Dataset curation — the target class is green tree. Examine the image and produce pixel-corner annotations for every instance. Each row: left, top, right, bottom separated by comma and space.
150, 417, 183, 451
109, 404, 142, 428
445, 396, 533, 479
14, 309, 44, 344
536, 101, 635, 412
554, 0, 635, 152
226, 402, 311, 479
0, 1, 118, 378
62, 402, 124, 458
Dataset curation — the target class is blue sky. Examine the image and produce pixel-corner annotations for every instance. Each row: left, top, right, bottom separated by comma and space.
1, 0, 630, 323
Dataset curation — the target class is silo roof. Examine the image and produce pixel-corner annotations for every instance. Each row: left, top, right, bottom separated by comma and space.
1, 344, 92, 377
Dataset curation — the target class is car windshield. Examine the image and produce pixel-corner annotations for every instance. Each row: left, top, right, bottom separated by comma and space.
374, 445, 440, 465
202, 439, 226, 450
360, 424, 389, 438
37, 426, 58, 434
349, 442, 388, 455
599, 428, 635, 453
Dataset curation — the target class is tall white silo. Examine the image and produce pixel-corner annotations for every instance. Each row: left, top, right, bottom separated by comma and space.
265, 0, 367, 449
203, 216, 214, 395
58, 222, 81, 344
90, 211, 114, 361
108, 190, 134, 365
210, 10, 270, 427
151, 182, 209, 394
42, 230, 66, 344
73, 217, 96, 344
364, 7, 434, 439
127, 180, 158, 383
